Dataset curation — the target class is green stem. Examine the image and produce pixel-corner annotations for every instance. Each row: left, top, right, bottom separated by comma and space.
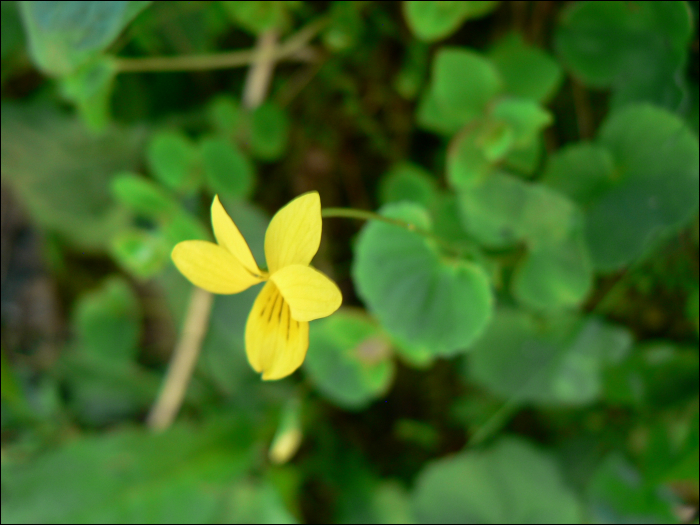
322, 207, 478, 259
467, 363, 549, 447
323, 207, 441, 243
322, 207, 420, 230
467, 396, 521, 447
114, 17, 328, 73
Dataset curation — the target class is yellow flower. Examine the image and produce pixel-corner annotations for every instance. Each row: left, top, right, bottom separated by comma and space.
171, 192, 342, 380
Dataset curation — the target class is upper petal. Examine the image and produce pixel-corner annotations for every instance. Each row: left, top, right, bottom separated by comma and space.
245, 281, 309, 380
211, 195, 262, 277
270, 264, 342, 322
172, 240, 262, 294
264, 191, 322, 274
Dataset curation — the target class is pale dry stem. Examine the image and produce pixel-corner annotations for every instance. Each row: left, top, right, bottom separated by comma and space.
146, 287, 213, 431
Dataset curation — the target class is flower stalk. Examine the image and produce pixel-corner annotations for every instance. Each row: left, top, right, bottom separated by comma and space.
322, 207, 473, 257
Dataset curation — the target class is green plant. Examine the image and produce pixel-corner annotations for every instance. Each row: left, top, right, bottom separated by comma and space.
1, 1, 697, 523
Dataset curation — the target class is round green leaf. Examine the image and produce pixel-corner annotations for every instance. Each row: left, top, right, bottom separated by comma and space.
200, 137, 255, 199
447, 122, 508, 190
18, 1, 151, 75
224, 480, 297, 524
588, 454, 676, 523
489, 32, 563, 103
111, 172, 179, 219
403, 1, 499, 42
146, 130, 199, 192
379, 162, 438, 208
207, 95, 242, 136
491, 98, 552, 148
1, 104, 143, 251
468, 310, 633, 405
555, 1, 692, 109
587, 104, 699, 270
371, 481, 416, 524
542, 143, 617, 207
220, 0, 292, 35
110, 229, 169, 280
512, 228, 593, 311
556, 1, 692, 86
457, 172, 579, 249
417, 48, 502, 136
248, 102, 289, 161
323, 1, 363, 51
412, 438, 582, 523
457, 172, 525, 248
503, 134, 542, 175
431, 193, 473, 246
305, 311, 394, 410
432, 48, 503, 126
394, 41, 430, 100
353, 202, 493, 357
1, 418, 255, 523
73, 276, 141, 363
416, 86, 472, 136
389, 336, 436, 368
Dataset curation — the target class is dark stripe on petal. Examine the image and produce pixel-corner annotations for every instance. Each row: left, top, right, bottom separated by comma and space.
260, 288, 275, 318
286, 305, 291, 341
268, 292, 281, 323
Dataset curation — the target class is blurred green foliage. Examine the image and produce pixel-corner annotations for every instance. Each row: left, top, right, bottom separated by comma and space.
1, 1, 698, 524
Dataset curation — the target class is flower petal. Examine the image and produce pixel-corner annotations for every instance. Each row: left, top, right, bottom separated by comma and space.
270, 264, 342, 322
245, 281, 309, 380
211, 195, 262, 277
264, 191, 322, 274
172, 240, 262, 294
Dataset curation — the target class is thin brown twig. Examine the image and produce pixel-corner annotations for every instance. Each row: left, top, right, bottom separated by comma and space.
114, 17, 327, 73
243, 30, 279, 108
146, 286, 213, 431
